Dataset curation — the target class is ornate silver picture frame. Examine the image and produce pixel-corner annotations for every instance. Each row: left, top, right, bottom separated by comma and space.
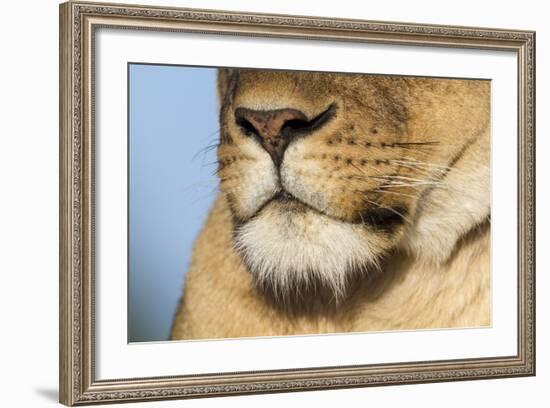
59, 1, 535, 405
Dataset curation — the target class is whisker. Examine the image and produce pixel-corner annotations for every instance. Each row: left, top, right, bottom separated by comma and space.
391, 159, 489, 184
370, 189, 419, 199
373, 175, 440, 183
386, 145, 434, 157
391, 141, 440, 146
376, 182, 446, 188
389, 160, 436, 174
188, 185, 220, 205
358, 174, 444, 186
392, 159, 474, 175
191, 125, 230, 162
349, 161, 388, 177
202, 160, 220, 169
192, 142, 219, 161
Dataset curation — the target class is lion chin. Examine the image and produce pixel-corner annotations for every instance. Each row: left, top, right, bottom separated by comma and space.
233, 197, 381, 303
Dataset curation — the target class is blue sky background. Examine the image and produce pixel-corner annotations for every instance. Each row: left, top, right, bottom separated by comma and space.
128, 64, 218, 342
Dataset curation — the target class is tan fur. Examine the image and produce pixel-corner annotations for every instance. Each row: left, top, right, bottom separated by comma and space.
171, 70, 491, 340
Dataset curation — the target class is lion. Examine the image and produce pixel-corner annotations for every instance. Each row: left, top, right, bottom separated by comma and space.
171, 69, 491, 340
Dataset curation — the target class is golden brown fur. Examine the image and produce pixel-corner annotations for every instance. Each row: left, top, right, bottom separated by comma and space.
171, 69, 491, 340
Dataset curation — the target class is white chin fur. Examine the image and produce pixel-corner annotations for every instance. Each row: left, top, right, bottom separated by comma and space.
233, 203, 381, 300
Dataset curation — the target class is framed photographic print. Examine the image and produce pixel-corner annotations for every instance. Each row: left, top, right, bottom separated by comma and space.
59, 1, 536, 405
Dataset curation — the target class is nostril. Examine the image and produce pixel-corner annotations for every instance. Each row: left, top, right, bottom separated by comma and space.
281, 118, 311, 133
282, 103, 337, 135
235, 115, 258, 138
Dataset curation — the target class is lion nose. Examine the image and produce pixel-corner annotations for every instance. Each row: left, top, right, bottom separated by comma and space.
234, 107, 308, 166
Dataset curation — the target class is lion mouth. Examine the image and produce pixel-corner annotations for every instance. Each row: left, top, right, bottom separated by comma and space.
263, 188, 407, 232
263, 189, 311, 215
272, 190, 296, 202
264, 189, 346, 224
